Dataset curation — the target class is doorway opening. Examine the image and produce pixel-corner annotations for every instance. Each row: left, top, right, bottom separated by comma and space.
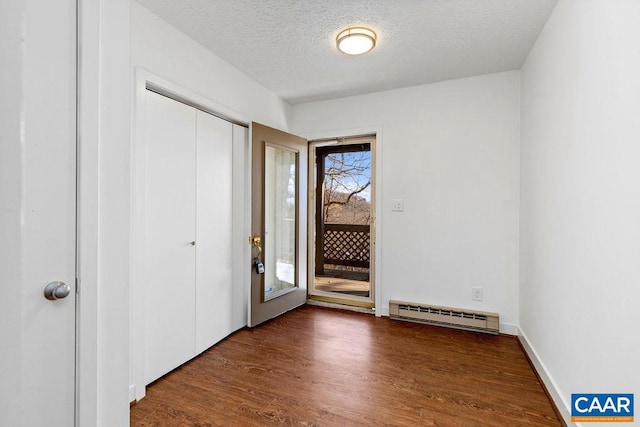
308, 136, 375, 309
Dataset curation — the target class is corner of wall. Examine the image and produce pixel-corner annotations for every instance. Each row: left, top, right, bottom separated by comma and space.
376, 304, 389, 317
518, 327, 572, 426
281, 99, 295, 132
499, 323, 519, 336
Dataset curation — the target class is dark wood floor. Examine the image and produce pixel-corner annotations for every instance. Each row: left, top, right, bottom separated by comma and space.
130, 305, 561, 426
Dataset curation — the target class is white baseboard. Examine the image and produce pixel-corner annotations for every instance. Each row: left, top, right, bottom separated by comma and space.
499, 322, 519, 335
129, 384, 136, 403
377, 305, 389, 317
518, 329, 574, 426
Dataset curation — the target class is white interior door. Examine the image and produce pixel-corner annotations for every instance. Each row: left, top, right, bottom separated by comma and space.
195, 110, 233, 353
0, 0, 77, 425
144, 91, 197, 384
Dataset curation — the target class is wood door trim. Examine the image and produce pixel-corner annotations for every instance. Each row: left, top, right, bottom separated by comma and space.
308, 294, 375, 309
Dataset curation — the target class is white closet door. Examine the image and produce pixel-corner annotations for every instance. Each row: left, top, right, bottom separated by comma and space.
144, 91, 197, 384
195, 111, 233, 354
231, 124, 249, 331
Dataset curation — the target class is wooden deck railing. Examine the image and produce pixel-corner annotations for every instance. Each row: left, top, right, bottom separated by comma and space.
317, 224, 370, 273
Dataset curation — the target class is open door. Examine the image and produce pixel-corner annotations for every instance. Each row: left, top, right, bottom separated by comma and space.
249, 122, 307, 327
308, 137, 376, 309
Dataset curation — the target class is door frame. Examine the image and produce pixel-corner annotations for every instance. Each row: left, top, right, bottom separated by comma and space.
303, 126, 383, 314
131, 69, 251, 401
76, 0, 133, 424
308, 136, 376, 308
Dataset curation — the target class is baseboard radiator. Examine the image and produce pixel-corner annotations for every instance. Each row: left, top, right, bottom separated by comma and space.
389, 300, 499, 335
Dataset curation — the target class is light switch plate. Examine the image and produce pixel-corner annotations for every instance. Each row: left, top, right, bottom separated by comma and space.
472, 286, 483, 302
392, 199, 404, 212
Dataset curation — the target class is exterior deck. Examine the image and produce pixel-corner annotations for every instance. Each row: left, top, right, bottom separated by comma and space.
314, 268, 370, 297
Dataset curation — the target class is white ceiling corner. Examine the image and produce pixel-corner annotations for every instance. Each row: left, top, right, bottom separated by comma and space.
135, 0, 557, 104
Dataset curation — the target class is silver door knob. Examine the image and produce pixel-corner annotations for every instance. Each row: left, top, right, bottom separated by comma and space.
44, 281, 71, 300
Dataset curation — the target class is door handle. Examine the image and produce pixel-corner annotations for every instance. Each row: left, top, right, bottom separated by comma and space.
251, 234, 265, 274
44, 281, 71, 300
251, 233, 262, 257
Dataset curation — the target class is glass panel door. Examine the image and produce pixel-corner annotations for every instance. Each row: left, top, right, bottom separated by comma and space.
263, 145, 298, 301
249, 122, 307, 327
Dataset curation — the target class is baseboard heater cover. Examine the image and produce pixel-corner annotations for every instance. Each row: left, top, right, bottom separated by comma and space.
388, 300, 499, 335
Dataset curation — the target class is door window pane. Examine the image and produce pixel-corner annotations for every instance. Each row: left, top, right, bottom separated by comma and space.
264, 145, 297, 301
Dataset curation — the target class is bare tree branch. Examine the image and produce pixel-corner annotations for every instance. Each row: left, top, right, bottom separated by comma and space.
322, 151, 371, 224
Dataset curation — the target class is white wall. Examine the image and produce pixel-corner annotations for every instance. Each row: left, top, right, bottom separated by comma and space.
520, 0, 640, 423
291, 71, 521, 332
132, 2, 291, 130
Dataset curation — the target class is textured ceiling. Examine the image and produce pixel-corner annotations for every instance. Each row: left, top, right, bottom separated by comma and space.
135, 0, 557, 104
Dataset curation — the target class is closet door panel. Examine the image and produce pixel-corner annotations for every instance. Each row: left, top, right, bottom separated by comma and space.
144, 91, 197, 383
231, 124, 249, 331
195, 111, 233, 354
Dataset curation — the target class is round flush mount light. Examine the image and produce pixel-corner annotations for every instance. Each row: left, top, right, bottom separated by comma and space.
336, 27, 377, 55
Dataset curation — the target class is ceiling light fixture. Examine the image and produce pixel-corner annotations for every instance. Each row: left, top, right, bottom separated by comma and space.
336, 27, 377, 55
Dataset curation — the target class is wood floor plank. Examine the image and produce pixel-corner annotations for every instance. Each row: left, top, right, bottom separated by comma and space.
130, 305, 561, 426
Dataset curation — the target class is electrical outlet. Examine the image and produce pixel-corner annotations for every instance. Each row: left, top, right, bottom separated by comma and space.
391, 199, 404, 212
472, 286, 483, 302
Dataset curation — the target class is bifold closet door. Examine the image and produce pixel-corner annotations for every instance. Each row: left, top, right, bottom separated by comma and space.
195, 111, 233, 354
143, 90, 243, 385
144, 91, 197, 384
